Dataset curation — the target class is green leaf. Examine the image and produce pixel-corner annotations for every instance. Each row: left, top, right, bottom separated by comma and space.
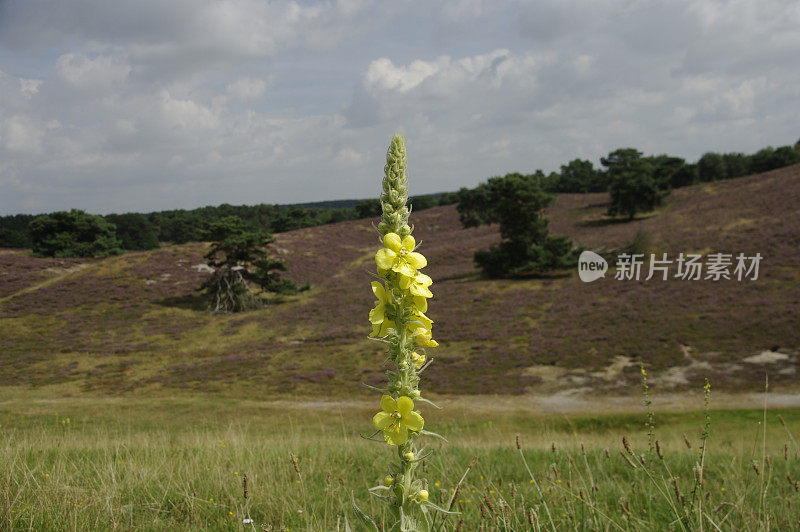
351, 492, 379, 532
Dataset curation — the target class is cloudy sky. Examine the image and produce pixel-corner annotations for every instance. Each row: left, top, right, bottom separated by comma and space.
1, 0, 798, 215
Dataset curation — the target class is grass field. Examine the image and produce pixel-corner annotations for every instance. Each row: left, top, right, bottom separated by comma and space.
2, 387, 799, 531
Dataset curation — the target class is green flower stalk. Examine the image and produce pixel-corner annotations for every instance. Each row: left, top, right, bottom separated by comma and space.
358, 135, 448, 532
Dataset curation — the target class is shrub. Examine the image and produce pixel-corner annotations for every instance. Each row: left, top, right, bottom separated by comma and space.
28, 209, 123, 258
457, 172, 580, 277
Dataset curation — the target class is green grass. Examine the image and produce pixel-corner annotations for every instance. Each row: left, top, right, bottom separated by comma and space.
2, 390, 799, 530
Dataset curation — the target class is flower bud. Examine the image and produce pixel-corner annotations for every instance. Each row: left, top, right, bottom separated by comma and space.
417, 489, 429, 501
409, 389, 420, 398
404, 452, 415, 461
384, 475, 394, 486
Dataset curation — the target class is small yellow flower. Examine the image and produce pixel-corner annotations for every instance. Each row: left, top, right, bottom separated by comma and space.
376, 233, 427, 281
409, 306, 433, 331
372, 395, 424, 445
410, 325, 438, 347
411, 352, 426, 369
368, 282, 395, 337
408, 273, 433, 311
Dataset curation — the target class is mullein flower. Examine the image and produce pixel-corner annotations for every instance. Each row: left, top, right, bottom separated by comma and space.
372, 395, 424, 445
368, 281, 395, 337
410, 325, 439, 347
409, 272, 433, 307
375, 233, 427, 283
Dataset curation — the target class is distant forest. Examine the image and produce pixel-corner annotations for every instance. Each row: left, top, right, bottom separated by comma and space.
0, 193, 459, 251
1, 139, 798, 251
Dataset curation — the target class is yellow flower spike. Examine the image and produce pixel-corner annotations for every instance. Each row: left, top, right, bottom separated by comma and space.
368, 282, 395, 337
375, 233, 427, 279
372, 395, 425, 446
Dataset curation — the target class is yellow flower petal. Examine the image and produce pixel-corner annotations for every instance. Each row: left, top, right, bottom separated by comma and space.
373, 411, 393, 430
393, 261, 417, 278
413, 295, 428, 313
379, 320, 395, 336
380, 395, 396, 413
401, 235, 416, 251
368, 303, 385, 325
376, 248, 396, 270
384, 424, 408, 446
369, 323, 381, 337
371, 281, 386, 300
416, 273, 432, 287
401, 411, 424, 432
398, 274, 413, 290
397, 396, 414, 415
406, 252, 427, 269
412, 327, 438, 347
383, 233, 402, 252
412, 310, 433, 330
410, 282, 433, 298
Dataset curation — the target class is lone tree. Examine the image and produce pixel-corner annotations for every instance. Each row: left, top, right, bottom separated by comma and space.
457, 172, 580, 277
603, 148, 666, 220
200, 216, 305, 312
29, 209, 123, 257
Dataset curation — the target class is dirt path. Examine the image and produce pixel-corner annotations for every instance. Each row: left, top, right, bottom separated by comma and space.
0, 263, 92, 304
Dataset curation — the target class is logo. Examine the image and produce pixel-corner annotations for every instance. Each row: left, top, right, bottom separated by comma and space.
578, 250, 608, 282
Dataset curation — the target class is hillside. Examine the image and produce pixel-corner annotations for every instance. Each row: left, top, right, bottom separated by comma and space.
1, 165, 799, 397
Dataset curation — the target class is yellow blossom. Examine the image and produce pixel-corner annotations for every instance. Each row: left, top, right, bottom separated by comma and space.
411, 352, 426, 369
375, 233, 427, 282
408, 273, 433, 311
410, 324, 438, 347
409, 306, 433, 331
372, 395, 424, 446
368, 282, 395, 337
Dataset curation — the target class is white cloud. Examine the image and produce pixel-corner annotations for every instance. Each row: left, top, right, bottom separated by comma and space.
55, 53, 131, 87
226, 77, 270, 100
19, 78, 42, 97
2, 116, 58, 154
334, 148, 364, 165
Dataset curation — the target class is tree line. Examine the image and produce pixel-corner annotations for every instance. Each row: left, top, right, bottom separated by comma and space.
0, 193, 459, 255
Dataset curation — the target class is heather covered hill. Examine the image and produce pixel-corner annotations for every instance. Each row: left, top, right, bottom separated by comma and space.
1, 164, 799, 396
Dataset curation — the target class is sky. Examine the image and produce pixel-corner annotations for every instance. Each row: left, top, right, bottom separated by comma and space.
0, 0, 798, 215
